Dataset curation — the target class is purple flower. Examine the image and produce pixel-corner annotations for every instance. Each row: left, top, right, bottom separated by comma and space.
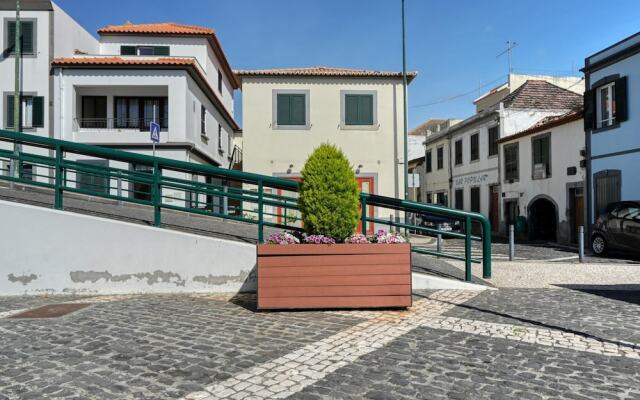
266, 232, 300, 245
345, 233, 371, 244
303, 235, 336, 244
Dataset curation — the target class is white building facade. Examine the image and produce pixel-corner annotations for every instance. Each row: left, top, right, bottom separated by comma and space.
498, 110, 585, 244
236, 66, 416, 231
583, 31, 639, 234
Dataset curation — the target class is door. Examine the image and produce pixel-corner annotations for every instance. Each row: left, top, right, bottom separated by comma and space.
569, 187, 584, 243
489, 185, 499, 232
504, 200, 518, 233
594, 170, 621, 217
77, 160, 109, 195
357, 177, 375, 234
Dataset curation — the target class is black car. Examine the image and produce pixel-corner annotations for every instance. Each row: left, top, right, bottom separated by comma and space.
591, 201, 640, 256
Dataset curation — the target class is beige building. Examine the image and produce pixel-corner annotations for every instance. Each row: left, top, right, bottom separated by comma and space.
236, 66, 417, 230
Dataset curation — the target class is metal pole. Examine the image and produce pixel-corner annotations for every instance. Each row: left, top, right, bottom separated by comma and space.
509, 224, 515, 261
578, 225, 584, 263
10, 0, 22, 180
401, 0, 409, 201
464, 216, 472, 282
436, 223, 442, 257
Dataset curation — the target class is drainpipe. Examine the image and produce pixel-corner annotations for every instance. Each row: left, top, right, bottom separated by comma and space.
10, 0, 22, 181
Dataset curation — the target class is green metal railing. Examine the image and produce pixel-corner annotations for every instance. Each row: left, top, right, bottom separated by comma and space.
0, 129, 490, 281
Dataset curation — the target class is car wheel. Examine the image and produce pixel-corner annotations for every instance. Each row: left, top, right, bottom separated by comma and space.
591, 234, 607, 256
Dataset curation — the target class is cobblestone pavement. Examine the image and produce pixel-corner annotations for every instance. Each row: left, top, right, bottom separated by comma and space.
0, 289, 639, 399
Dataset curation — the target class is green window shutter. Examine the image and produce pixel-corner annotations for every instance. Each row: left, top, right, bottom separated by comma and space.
358, 95, 373, 125
32, 96, 44, 127
290, 94, 305, 125
6, 95, 14, 128
21, 21, 33, 54
154, 46, 170, 56
277, 94, 291, 125
120, 46, 136, 55
7, 21, 16, 53
345, 95, 359, 125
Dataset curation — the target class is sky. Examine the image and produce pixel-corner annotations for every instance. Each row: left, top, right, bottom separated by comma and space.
56, 0, 640, 130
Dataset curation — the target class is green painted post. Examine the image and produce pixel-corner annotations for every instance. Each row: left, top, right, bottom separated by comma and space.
257, 181, 264, 243
153, 162, 161, 227
54, 144, 63, 209
360, 194, 367, 235
482, 217, 492, 279
465, 216, 472, 282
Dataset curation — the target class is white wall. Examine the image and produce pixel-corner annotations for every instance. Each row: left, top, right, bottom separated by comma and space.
241, 76, 406, 221
422, 135, 450, 205
52, 2, 98, 57
500, 119, 585, 242
0, 200, 257, 295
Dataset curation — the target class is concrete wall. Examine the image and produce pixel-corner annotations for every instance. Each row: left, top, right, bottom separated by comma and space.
241, 76, 406, 221
0, 200, 257, 295
52, 2, 99, 57
422, 135, 450, 205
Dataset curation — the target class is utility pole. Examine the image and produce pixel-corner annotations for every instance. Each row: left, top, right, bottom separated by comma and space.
401, 0, 408, 201
497, 40, 517, 86
9, 0, 22, 179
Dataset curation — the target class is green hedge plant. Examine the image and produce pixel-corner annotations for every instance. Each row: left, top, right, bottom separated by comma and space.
298, 144, 360, 241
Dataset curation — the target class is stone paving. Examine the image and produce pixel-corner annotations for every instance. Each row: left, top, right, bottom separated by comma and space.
0, 289, 639, 399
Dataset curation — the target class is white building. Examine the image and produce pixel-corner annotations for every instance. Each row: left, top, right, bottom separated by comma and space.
0, 0, 98, 140
583, 31, 638, 233
422, 78, 583, 235
236, 66, 417, 231
498, 110, 585, 244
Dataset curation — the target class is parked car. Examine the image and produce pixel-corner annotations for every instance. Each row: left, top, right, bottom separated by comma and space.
419, 213, 460, 232
591, 201, 640, 256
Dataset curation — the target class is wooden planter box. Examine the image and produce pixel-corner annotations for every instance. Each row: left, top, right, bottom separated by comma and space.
257, 243, 412, 310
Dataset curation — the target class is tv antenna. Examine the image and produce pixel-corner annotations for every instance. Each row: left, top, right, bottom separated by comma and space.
497, 41, 518, 75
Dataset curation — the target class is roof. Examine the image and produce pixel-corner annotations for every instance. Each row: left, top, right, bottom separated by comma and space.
501, 80, 582, 110
235, 66, 417, 83
51, 56, 239, 131
98, 22, 214, 35
0, 0, 52, 10
97, 22, 239, 89
497, 109, 583, 144
473, 82, 508, 104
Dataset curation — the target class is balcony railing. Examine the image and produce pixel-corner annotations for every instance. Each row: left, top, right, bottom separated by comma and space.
73, 118, 168, 132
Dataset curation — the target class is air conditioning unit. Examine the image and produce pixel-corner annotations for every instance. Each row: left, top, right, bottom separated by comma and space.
533, 163, 547, 179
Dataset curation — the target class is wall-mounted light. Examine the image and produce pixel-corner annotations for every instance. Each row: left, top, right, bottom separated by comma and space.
287, 164, 294, 174
356, 164, 363, 174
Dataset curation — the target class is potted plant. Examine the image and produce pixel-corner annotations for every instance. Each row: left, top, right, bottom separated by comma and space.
257, 144, 411, 310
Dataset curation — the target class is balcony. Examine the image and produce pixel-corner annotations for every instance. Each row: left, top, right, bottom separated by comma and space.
73, 118, 169, 132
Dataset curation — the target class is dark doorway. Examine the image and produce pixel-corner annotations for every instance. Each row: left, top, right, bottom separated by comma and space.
489, 185, 499, 232
529, 197, 557, 241
569, 187, 584, 244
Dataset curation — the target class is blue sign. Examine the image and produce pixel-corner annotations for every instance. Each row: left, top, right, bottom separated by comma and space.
150, 122, 161, 143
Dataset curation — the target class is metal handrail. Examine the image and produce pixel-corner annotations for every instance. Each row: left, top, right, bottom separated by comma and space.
0, 129, 491, 281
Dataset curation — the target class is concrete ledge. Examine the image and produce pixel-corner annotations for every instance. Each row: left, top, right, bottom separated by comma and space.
412, 272, 494, 291
0, 200, 257, 295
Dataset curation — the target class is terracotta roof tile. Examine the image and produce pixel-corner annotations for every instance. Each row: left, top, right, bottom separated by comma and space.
51, 56, 195, 67
502, 80, 582, 110
98, 22, 214, 35
235, 66, 417, 82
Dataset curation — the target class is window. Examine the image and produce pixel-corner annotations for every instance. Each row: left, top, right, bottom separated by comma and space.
5, 20, 35, 55
454, 139, 463, 165
120, 45, 170, 56
504, 143, 519, 182
217, 124, 223, 152
201, 105, 207, 135
228, 132, 233, 156
597, 83, 615, 128
6, 94, 44, 129
437, 146, 444, 170
613, 205, 640, 221
114, 97, 168, 130
470, 187, 480, 212
276, 93, 306, 126
20, 163, 34, 181
425, 149, 432, 173
585, 76, 628, 131
426, 192, 432, 203
470, 133, 479, 161
344, 94, 374, 125
131, 164, 153, 201
455, 189, 464, 210
438, 191, 448, 206
217, 70, 223, 95
488, 126, 499, 156
532, 134, 551, 179
81, 96, 107, 128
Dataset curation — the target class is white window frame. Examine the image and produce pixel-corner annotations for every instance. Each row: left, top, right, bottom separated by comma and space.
272, 89, 311, 130
596, 82, 616, 129
340, 90, 378, 130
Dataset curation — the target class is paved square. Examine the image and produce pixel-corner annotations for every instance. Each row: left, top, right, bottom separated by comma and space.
0, 289, 638, 399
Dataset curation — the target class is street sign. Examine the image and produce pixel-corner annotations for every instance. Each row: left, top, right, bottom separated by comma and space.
408, 173, 420, 188
150, 122, 161, 143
